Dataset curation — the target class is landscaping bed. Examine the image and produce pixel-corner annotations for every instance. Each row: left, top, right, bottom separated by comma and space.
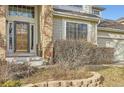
20, 66, 93, 85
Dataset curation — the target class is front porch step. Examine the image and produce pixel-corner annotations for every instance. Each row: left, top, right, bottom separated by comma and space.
6, 56, 45, 66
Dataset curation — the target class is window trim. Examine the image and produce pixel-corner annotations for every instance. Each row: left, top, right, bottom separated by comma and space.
65, 20, 88, 40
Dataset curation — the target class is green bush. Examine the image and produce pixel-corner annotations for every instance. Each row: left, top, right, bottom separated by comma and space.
2, 80, 21, 87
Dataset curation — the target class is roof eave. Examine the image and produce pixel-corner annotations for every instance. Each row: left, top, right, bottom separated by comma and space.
98, 27, 124, 33
53, 11, 100, 22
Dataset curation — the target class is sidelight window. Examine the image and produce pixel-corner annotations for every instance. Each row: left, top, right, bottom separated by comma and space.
31, 24, 34, 50
8, 22, 13, 50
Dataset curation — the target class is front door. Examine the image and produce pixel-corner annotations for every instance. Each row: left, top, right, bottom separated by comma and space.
14, 22, 29, 53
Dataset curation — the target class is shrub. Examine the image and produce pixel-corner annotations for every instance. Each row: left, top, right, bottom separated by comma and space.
53, 40, 114, 69
91, 47, 114, 64
0, 59, 8, 82
53, 40, 96, 69
2, 80, 21, 87
8, 63, 38, 80
0, 59, 38, 83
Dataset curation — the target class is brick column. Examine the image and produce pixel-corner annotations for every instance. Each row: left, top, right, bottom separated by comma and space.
0, 5, 6, 59
40, 5, 53, 62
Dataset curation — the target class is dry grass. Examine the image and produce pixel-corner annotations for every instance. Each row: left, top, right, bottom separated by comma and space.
85, 65, 124, 87
20, 66, 92, 84
98, 67, 124, 87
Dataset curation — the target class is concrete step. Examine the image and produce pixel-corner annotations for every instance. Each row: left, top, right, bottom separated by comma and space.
6, 56, 44, 66
30, 57, 43, 61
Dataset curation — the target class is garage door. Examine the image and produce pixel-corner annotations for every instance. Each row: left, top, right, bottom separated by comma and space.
98, 38, 124, 61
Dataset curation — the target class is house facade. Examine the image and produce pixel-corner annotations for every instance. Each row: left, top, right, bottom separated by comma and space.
0, 5, 124, 64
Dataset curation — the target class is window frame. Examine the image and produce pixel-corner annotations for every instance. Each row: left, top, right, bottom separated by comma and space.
65, 21, 88, 40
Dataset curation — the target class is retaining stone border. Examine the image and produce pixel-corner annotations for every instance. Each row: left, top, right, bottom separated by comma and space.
23, 72, 104, 87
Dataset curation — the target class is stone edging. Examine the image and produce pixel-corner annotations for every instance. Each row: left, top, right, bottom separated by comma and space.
23, 72, 104, 87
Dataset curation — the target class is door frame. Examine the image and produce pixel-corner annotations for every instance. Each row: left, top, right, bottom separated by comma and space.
14, 21, 30, 53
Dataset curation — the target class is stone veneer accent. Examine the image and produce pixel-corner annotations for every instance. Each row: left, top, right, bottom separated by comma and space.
23, 72, 104, 87
40, 5, 53, 62
0, 5, 6, 59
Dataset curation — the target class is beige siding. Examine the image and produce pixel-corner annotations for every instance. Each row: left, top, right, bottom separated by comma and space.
89, 22, 97, 44
53, 18, 64, 40
98, 31, 124, 61
54, 5, 93, 14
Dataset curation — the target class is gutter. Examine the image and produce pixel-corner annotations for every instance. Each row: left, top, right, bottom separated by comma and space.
98, 27, 124, 34
53, 11, 100, 22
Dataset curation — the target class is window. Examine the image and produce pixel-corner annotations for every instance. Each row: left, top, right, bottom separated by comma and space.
9, 5, 35, 18
9, 23, 13, 49
66, 22, 87, 40
8, 22, 14, 50
30, 24, 34, 50
93, 9, 100, 15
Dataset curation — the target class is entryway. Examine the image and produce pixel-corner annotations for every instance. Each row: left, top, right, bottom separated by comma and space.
15, 22, 29, 53
6, 5, 38, 57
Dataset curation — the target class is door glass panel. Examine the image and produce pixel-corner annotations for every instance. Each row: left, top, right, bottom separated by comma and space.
15, 23, 29, 52
31, 25, 34, 50
9, 23, 13, 49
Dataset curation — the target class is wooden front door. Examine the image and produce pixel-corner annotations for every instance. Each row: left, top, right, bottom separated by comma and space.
14, 22, 30, 53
